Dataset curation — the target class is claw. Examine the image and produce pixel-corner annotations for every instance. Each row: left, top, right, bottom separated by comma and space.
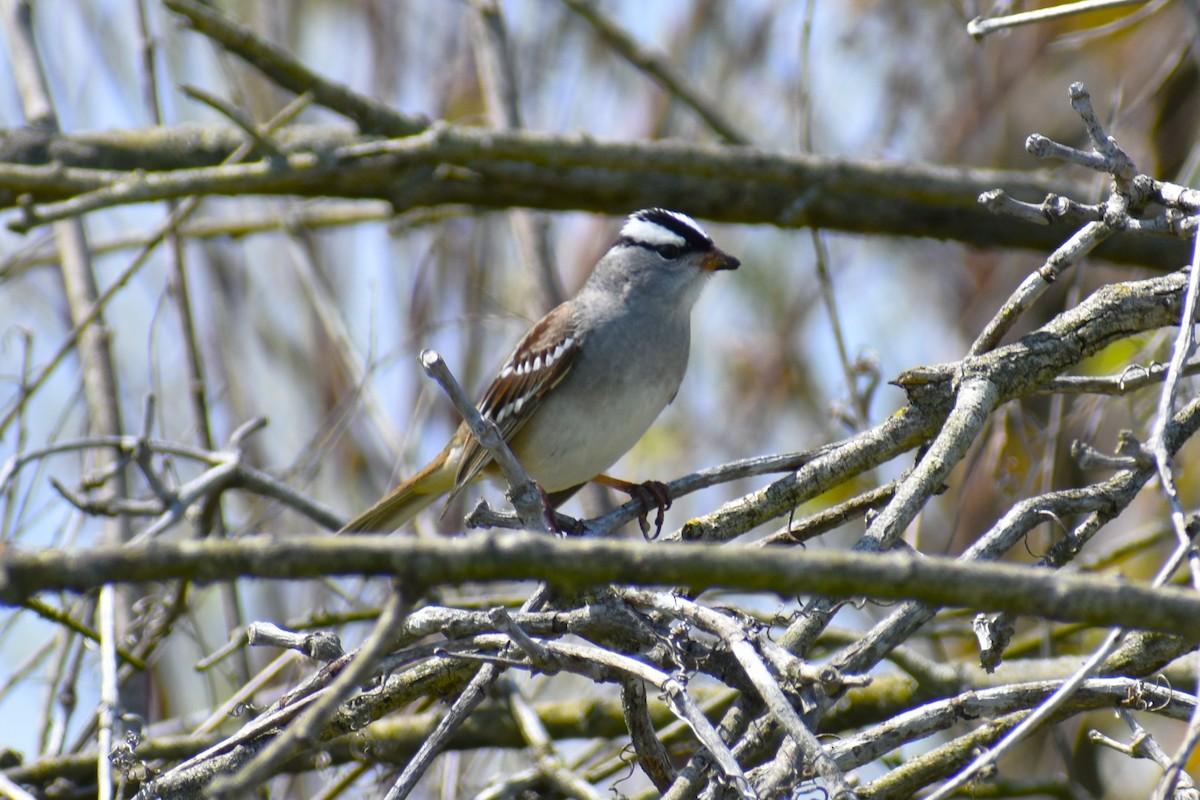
594, 475, 672, 538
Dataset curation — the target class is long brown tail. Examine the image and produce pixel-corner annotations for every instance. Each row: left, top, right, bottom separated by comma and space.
339, 442, 458, 533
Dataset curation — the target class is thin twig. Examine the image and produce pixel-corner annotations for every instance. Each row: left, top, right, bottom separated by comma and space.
161, 0, 427, 136
418, 350, 548, 531
968, 0, 1148, 40
210, 587, 412, 796
557, 0, 750, 144
0, 94, 314, 437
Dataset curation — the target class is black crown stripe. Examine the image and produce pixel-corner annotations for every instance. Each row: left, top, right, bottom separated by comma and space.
622, 208, 713, 253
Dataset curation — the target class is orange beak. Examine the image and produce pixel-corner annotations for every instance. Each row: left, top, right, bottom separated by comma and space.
700, 247, 740, 272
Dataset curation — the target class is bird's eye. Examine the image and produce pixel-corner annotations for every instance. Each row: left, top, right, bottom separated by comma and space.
655, 244, 684, 260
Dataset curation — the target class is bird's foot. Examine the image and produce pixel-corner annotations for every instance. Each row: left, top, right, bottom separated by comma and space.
595, 475, 673, 539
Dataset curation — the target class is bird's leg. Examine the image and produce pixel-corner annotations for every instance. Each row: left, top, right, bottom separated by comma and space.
593, 474, 673, 539
536, 485, 564, 535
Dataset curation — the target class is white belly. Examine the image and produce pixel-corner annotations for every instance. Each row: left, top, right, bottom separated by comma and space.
508, 330, 689, 491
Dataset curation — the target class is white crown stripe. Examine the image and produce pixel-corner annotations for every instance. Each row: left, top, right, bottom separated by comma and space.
620, 217, 688, 248
660, 209, 709, 239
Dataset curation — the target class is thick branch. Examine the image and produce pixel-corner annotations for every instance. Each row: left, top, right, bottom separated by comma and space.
5, 535, 1200, 637
0, 125, 1187, 266
682, 267, 1200, 542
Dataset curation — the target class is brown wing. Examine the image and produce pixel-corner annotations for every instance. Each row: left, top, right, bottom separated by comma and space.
453, 302, 582, 489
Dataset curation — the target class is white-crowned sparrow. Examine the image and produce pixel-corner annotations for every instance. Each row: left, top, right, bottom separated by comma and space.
342, 208, 739, 533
